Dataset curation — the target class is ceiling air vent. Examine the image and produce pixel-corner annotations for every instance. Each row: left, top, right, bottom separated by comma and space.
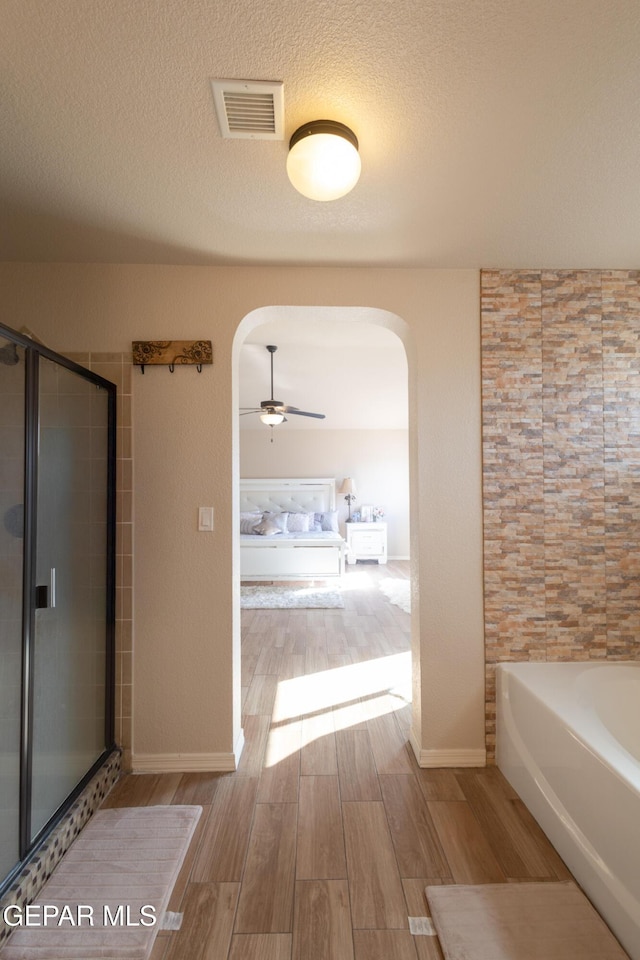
210, 79, 284, 140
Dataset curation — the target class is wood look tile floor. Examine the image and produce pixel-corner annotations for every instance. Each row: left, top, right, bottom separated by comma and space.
102, 562, 574, 960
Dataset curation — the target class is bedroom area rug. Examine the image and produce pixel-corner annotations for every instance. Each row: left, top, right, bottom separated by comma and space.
378, 577, 411, 613
425, 881, 630, 959
0, 805, 201, 960
241, 585, 344, 608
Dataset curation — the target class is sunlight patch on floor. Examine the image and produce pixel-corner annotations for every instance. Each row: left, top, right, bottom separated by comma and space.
272, 652, 411, 723
300, 708, 335, 748
264, 718, 302, 768
263, 651, 411, 767
339, 570, 377, 591
331, 690, 408, 731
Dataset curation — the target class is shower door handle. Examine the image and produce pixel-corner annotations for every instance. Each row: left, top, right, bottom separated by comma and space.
35, 568, 56, 609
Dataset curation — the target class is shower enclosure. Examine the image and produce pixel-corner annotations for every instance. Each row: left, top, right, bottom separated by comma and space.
0, 324, 116, 895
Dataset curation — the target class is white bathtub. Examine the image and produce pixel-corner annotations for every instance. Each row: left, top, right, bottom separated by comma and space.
497, 661, 640, 960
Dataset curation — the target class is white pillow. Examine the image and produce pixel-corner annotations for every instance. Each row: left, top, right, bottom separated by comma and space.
315, 510, 339, 532
287, 511, 311, 532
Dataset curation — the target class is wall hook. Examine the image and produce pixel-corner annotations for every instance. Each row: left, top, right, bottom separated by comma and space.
132, 340, 213, 372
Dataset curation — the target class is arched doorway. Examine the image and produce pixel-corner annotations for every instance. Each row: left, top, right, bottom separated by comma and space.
231, 305, 420, 762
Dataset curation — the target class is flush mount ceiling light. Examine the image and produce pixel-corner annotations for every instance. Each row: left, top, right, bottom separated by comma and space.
286, 120, 361, 201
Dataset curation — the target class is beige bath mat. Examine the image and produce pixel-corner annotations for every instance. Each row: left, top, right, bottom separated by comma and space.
425, 881, 629, 959
1, 805, 202, 959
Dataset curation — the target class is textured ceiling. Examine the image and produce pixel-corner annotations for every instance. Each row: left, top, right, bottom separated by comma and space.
3, 0, 640, 267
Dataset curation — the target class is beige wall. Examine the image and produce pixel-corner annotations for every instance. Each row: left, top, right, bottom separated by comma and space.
0, 264, 485, 768
240, 429, 410, 557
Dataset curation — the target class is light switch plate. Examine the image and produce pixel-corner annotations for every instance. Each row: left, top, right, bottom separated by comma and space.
198, 507, 214, 531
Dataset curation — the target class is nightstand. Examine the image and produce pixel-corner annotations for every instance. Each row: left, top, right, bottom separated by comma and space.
345, 521, 388, 564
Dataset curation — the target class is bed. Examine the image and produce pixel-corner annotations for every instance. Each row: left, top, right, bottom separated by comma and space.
239, 477, 347, 581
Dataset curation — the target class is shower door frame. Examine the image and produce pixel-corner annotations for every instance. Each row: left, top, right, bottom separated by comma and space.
0, 323, 117, 897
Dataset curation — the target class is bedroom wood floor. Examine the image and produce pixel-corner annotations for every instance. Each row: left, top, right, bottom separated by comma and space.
102, 561, 574, 960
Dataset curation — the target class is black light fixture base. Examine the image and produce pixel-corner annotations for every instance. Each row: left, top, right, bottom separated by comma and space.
289, 120, 359, 152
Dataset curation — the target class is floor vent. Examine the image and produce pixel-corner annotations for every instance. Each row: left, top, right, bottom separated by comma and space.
211, 79, 284, 140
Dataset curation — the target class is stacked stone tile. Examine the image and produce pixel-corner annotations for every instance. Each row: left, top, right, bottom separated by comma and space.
481, 270, 640, 759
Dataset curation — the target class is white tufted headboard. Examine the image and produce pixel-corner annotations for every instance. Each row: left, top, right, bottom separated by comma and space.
239, 477, 336, 515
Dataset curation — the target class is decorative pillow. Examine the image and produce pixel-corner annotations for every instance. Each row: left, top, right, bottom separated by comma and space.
262, 510, 289, 532
253, 517, 282, 536
240, 511, 262, 534
240, 517, 261, 534
286, 511, 311, 532
315, 510, 339, 532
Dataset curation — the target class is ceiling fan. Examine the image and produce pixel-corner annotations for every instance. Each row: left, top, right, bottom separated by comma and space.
240, 344, 326, 427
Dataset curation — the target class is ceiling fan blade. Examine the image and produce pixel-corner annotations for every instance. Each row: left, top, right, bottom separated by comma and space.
239, 409, 261, 415
281, 406, 325, 419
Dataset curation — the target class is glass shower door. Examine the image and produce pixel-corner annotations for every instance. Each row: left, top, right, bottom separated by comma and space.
30, 358, 110, 840
0, 337, 25, 879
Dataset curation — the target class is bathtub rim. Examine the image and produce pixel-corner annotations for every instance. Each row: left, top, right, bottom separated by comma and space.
496, 660, 640, 960
496, 661, 640, 795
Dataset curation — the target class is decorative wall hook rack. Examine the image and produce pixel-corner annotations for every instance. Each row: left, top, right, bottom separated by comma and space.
132, 340, 213, 373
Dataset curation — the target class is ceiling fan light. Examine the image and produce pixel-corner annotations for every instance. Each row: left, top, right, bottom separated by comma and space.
260, 411, 285, 425
287, 120, 361, 201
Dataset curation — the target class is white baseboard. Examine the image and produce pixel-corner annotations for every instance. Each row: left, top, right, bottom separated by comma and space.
131, 751, 238, 774
388, 555, 410, 561
410, 722, 485, 770
131, 729, 245, 775
415, 746, 486, 768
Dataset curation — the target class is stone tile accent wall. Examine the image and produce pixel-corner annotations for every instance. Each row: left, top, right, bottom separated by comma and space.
481, 270, 640, 758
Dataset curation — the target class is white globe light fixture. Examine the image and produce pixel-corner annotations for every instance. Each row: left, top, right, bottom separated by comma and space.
286, 120, 361, 201
259, 410, 285, 425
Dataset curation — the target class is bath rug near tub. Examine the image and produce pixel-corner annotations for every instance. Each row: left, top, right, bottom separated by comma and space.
241, 585, 344, 608
425, 881, 630, 959
0, 805, 202, 959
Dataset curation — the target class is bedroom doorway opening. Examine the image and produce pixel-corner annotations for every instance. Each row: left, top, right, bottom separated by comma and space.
232, 305, 417, 768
